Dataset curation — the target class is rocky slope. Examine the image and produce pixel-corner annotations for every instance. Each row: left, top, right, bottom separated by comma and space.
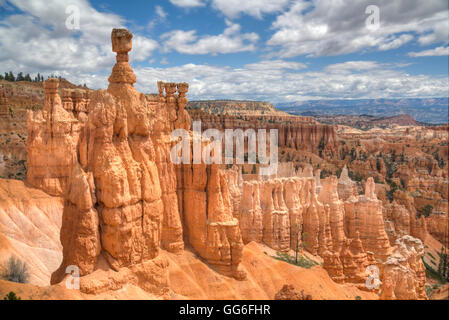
0, 179, 63, 286
188, 100, 287, 117
0, 242, 377, 300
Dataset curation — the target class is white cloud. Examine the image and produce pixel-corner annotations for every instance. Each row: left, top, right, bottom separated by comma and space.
267, 0, 449, 57
161, 20, 259, 55
211, 0, 291, 19
170, 0, 291, 18
324, 61, 380, 73
378, 34, 414, 51
409, 46, 449, 57
0, 0, 158, 87
148, 5, 169, 30
169, 0, 206, 8
245, 60, 307, 71
133, 60, 448, 101
155, 5, 167, 20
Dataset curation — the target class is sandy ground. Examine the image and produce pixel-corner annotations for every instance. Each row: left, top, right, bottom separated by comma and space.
0, 242, 378, 300
0, 180, 63, 286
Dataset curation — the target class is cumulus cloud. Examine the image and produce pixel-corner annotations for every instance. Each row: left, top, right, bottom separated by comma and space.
155, 5, 167, 20
161, 20, 259, 55
169, 0, 291, 18
409, 46, 449, 57
324, 61, 380, 73
169, 0, 206, 8
133, 60, 448, 101
267, 0, 449, 57
147, 5, 169, 31
211, 0, 291, 19
0, 0, 158, 87
245, 60, 307, 71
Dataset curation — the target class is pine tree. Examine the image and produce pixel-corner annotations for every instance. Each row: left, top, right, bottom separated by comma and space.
3, 292, 21, 300
8, 71, 15, 82
443, 251, 447, 279
438, 246, 449, 281
17, 72, 24, 81
438, 246, 445, 276
24, 73, 32, 82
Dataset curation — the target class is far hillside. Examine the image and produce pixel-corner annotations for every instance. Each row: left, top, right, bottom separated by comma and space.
187, 100, 288, 117
310, 114, 429, 130
276, 98, 449, 124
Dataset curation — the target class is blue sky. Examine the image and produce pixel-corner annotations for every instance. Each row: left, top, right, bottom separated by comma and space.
0, 0, 448, 102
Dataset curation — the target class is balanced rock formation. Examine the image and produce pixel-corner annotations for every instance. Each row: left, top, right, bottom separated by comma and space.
44, 28, 201, 287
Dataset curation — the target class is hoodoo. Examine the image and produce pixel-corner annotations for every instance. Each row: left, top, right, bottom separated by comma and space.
7, 28, 432, 300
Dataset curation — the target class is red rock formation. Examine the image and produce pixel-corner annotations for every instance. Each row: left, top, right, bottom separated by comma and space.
337, 165, 358, 201
274, 284, 312, 300
49, 29, 188, 286
343, 178, 391, 261
0, 86, 9, 117
260, 180, 291, 251
380, 235, 427, 300
189, 110, 337, 154
239, 180, 263, 243
20, 27, 435, 300
340, 232, 370, 284
284, 178, 304, 249
426, 214, 449, 247
384, 201, 412, 244
322, 250, 345, 283
318, 176, 346, 253
26, 79, 81, 196
178, 161, 246, 280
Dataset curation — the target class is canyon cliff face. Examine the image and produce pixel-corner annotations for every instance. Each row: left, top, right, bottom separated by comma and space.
343, 178, 392, 261
234, 168, 427, 298
18, 28, 434, 300
177, 161, 246, 280
24, 29, 247, 292
0, 86, 8, 118
380, 236, 427, 300
189, 110, 337, 154
26, 79, 83, 197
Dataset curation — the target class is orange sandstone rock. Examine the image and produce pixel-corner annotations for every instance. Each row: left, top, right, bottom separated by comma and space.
380, 235, 427, 300
274, 284, 312, 300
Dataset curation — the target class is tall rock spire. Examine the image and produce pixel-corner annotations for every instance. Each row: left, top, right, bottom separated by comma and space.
108, 28, 136, 85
